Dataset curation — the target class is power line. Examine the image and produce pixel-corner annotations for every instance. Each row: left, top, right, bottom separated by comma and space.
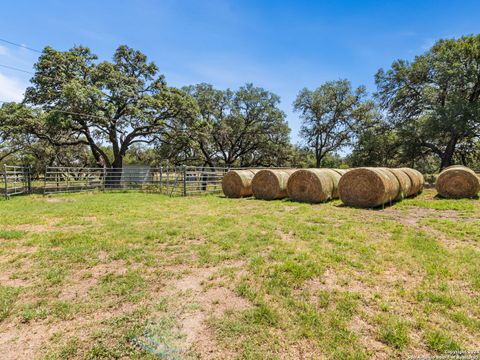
0, 37, 42, 53
0, 63, 34, 74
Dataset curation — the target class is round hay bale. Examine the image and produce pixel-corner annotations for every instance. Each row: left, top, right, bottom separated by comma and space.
222, 169, 259, 198
435, 165, 480, 198
338, 167, 400, 208
332, 169, 349, 176
399, 168, 424, 196
287, 169, 342, 203
252, 169, 297, 200
331, 169, 349, 197
387, 168, 412, 200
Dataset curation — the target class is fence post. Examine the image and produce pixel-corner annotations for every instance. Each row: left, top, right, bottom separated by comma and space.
183, 165, 187, 196
159, 166, 163, 193
166, 163, 170, 191
26, 165, 32, 194
43, 166, 47, 195
3, 165, 7, 199
103, 167, 107, 192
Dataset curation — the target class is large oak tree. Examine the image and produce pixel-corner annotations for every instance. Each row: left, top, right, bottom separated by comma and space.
24, 45, 198, 173
158, 83, 292, 167
294, 79, 374, 167
376, 34, 480, 169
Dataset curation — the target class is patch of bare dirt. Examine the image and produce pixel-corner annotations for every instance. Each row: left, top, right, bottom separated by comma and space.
285, 339, 327, 360
382, 207, 475, 227
5, 224, 54, 233
305, 267, 435, 356
80, 216, 97, 222
349, 316, 390, 359
307, 267, 423, 301
0, 257, 138, 359
5, 222, 90, 236
159, 260, 251, 359
381, 207, 480, 250
276, 229, 295, 243
9, 246, 38, 254
0, 273, 31, 287
58, 259, 128, 301
0, 256, 35, 287
40, 197, 76, 203
0, 301, 138, 360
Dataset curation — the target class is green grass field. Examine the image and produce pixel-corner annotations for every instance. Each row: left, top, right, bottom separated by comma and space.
0, 190, 479, 359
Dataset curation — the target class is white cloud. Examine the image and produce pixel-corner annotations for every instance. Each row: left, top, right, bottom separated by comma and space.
0, 72, 26, 102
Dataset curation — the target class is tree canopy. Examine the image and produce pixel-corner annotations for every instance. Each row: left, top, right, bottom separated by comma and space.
375, 34, 480, 169
294, 80, 374, 167
24, 45, 198, 169
158, 83, 292, 167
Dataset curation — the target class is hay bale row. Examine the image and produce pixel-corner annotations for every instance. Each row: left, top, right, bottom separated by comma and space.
436, 165, 480, 198
286, 168, 347, 203
399, 168, 424, 197
338, 167, 424, 208
223, 167, 425, 207
222, 169, 259, 198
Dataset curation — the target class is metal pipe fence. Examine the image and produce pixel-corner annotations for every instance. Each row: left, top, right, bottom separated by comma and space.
43, 166, 229, 196
2, 165, 31, 198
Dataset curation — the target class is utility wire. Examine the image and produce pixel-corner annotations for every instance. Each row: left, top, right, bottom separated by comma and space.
0, 63, 34, 74
0, 37, 43, 53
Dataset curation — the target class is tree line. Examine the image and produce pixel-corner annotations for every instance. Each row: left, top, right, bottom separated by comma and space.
1, 34, 480, 175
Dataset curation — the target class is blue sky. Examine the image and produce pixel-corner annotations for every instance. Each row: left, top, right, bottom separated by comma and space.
1, 0, 479, 142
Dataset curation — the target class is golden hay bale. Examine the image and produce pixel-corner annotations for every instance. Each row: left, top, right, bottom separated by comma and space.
338, 167, 400, 208
435, 165, 480, 198
252, 169, 297, 200
332, 169, 349, 176
287, 169, 342, 203
399, 168, 424, 196
222, 169, 259, 198
387, 168, 412, 200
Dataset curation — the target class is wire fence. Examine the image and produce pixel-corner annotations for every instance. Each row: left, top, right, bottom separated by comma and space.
2, 165, 31, 198
42, 166, 229, 196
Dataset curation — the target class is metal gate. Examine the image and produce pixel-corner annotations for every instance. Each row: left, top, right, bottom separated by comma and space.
43, 166, 228, 196
2, 165, 31, 198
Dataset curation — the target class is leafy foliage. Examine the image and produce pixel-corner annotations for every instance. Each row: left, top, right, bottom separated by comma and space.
158, 83, 292, 167
24, 45, 198, 168
294, 79, 374, 167
375, 34, 480, 169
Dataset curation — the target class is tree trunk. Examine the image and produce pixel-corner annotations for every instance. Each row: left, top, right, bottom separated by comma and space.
105, 156, 123, 189
439, 137, 458, 170
315, 151, 324, 168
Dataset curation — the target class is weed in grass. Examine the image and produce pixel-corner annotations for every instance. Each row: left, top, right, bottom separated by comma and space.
44, 337, 79, 359
92, 270, 146, 302
425, 330, 461, 352
44, 267, 68, 285
378, 316, 410, 349
0, 229, 25, 239
244, 302, 279, 327
0, 285, 19, 321
20, 301, 50, 322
